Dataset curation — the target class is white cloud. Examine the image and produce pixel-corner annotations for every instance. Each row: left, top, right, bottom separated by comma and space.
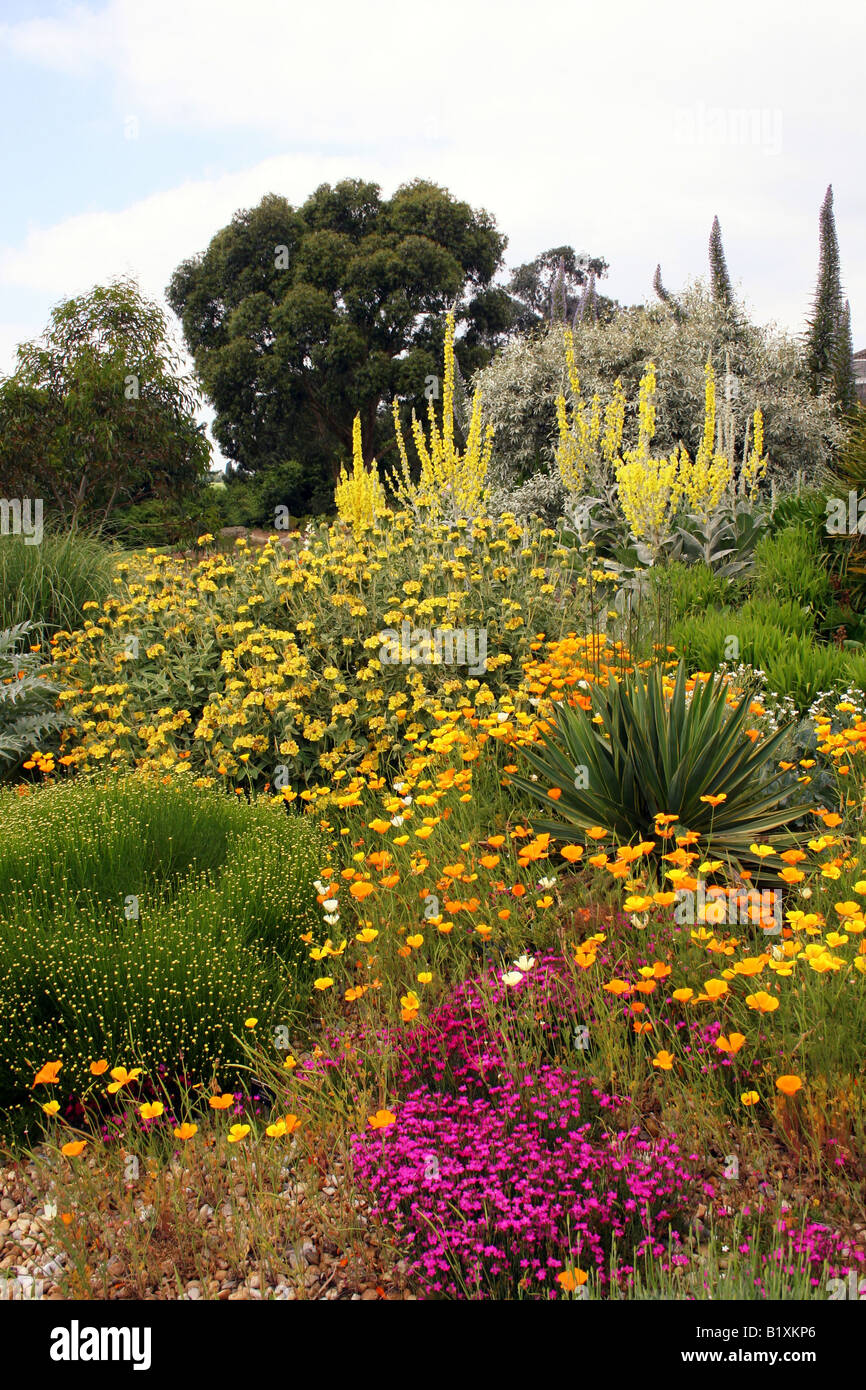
1, 0, 864, 384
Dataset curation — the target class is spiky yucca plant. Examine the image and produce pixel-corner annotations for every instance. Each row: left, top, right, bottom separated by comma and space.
513, 661, 809, 878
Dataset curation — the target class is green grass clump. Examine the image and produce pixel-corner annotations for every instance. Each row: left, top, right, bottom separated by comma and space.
0, 528, 118, 637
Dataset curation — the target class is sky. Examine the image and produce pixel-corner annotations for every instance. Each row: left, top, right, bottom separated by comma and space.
1, 0, 863, 467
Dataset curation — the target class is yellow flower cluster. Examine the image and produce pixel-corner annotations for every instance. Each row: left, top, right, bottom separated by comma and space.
334, 413, 388, 535
389, 313, 494, 521
555, 341, 770, 551
44, 516, 610, 790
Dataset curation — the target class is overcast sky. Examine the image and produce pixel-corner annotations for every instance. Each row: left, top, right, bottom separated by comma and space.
1, 0, 863, 466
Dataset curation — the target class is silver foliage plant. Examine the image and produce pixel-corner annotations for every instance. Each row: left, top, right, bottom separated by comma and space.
0, 622, 64, 775
476, 281, 844, 513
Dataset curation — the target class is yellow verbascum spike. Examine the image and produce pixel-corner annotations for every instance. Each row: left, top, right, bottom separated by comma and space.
334, 412, 388, 535
386, 311, 492, 520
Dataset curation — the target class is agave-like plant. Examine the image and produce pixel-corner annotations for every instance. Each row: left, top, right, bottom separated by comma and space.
670, 501, 765, 579
512, 660, 810, 878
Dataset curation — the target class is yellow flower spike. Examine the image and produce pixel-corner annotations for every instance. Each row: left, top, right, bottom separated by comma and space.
387, 313, 492, 521
334, 413, 388, 535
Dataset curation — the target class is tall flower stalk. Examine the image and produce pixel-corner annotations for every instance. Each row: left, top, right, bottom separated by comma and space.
389, 313, 494, 522
334, 413, 388, 535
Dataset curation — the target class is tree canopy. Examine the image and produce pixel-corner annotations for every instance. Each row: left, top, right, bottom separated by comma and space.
166, 178, 513, 510
506, 246, 613, 331
0, 278, 210, 534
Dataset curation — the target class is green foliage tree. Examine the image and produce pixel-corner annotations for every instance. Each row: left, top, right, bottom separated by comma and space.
0, 279, 211, 534
506, 246, 613, 331
166, 178, 513, 506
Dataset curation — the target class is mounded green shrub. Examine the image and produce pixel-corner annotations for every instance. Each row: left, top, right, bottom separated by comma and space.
670, 598, 865, 708
0, 775, 321, 1132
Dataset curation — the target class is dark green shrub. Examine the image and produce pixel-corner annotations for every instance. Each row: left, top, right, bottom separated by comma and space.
762, 644, 866, 708
648, 561, 737, 626
769, 486, 835, 537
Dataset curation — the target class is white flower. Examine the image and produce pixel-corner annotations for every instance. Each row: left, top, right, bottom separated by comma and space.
314, 880, 327, 895
324, 913, 340, 926
513, 954, 536, 973
501, 971, 523, 987
390, 815, 404, 828
400, 795, 412, 806
322, 899, 339, 913
538, 876, 557, 890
